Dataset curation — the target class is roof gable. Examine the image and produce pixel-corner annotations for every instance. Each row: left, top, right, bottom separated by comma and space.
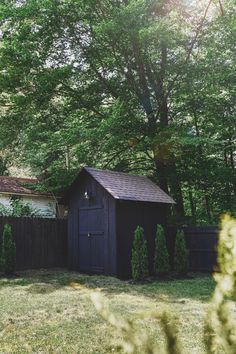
67, 167, 175, 204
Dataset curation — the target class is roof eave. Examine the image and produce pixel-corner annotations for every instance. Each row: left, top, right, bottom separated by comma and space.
115, 196, 176, 204
0, 191, 55, 199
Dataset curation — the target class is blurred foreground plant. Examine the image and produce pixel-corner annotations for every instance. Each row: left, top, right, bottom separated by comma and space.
91, 292, 182, 354
205, 215, 236, 353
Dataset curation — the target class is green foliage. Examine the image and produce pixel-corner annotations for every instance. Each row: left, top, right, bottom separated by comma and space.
0, 203, 9, 216
131, 226, 149, 280
10, 199, 37, 217
1, 224, 16, 275
174, 229, 189, 275
0, 199, 41, 217
0, 156, 9, 175
153, 224, 170, 275
0, 0, 235, 215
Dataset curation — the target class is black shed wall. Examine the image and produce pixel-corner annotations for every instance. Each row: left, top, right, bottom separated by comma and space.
116, 200, 168, 279
67, 172, 117, 275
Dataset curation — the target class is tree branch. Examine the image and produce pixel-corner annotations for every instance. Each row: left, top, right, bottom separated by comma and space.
165, 0, 213, 101
218, 0, 224, 16
59, 81, 105, 118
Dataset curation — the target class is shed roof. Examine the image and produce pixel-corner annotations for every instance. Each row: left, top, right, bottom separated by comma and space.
67, 167, 175, 204
0, 176, 52, 197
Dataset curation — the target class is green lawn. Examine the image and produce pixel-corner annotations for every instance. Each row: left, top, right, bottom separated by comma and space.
0, 270, 215, 354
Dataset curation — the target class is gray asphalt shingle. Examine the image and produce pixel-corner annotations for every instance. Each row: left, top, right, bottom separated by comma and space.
84, 167, 175, 204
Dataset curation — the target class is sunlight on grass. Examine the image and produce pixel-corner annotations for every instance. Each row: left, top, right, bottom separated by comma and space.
0, 270, 215, 353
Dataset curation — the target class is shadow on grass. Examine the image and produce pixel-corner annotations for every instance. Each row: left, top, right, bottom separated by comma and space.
76, 272, 215, 302
0, 269, 215, 300
0, 269, 79, 294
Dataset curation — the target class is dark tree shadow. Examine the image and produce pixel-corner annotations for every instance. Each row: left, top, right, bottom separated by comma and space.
0, 269, 215, 300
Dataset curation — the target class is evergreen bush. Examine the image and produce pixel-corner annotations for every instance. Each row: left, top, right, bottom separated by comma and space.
153, 224, 170, 276
174, 229, 189, 275
1, 224, 16, 275
131, 226, 149, 280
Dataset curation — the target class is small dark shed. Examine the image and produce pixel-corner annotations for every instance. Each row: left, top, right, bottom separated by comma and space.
64, 167, 175, 279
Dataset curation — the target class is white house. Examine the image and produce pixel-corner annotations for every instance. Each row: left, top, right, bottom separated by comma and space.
0, 176, 58, 218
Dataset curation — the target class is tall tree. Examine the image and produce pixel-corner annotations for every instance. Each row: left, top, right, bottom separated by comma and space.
0, 0, 234, 223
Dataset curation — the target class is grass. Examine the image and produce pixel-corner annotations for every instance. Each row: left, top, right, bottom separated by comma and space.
0, 270, 215, 354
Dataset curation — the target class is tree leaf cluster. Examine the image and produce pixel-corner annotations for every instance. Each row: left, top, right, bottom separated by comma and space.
0, 0, 235, 222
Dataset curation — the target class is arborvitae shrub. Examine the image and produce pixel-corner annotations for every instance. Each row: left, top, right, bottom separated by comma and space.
174, 229, 189, 275
154, 224, 170, 275
1, 224, 16, 275
131, 226, 149, 280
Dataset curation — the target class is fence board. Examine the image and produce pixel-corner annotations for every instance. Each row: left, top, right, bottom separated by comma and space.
184, 227, 218, 271
166, 226, 219, 272
0, 217, 68, 270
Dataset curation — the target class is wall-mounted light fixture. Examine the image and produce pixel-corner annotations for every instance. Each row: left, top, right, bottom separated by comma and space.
84, 191, 90, 200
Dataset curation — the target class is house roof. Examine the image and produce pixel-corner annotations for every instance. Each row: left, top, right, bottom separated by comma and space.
0, 176, 52, 197
66, 167, 175, 204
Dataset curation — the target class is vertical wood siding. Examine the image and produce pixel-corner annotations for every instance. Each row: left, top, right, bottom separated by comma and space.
185, 227, 218, 271
116, 201, 168, 279
0, 217, 67, 270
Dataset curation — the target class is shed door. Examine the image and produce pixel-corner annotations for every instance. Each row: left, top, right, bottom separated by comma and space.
78, 206, 105, 273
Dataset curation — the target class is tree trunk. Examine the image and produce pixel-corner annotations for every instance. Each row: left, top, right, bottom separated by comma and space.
153, 156, 185, 217
229, 147, 236, 198
204, 192, 212, 223
154, 158, 169, 193
188, 188, 196, 224
168, 162, 185, 217
157, 83, 185, 216
65, 146, 70, 171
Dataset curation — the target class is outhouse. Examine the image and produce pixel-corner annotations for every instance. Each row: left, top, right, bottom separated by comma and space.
64, 167, 175, 279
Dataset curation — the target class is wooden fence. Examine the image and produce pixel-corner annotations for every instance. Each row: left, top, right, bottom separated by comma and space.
166, 226, 219, 272
0, 217, 219, 273
0, 217, 68, 270
185, 227, 218, 271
